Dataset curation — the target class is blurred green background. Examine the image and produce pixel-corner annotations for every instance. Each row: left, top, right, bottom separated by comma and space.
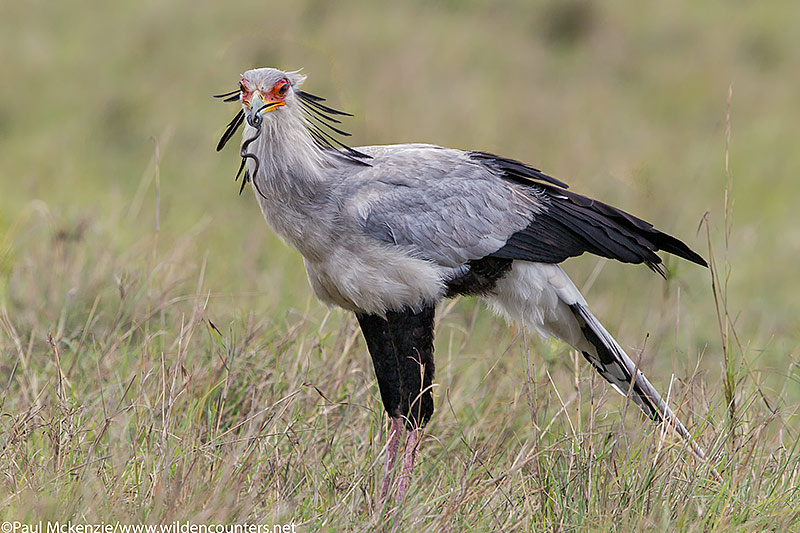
3, 0, 798, 335
2, 0, 800, 525
2, 0, 799, 386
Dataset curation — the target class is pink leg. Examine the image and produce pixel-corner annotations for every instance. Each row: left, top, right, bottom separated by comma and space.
379, 417, 405, 503
395, 427, 423, 503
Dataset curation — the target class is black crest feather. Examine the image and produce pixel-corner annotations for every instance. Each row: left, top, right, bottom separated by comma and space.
296, 90, 371, 165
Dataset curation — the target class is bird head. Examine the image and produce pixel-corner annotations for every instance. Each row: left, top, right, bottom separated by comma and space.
215, 67, 371, 188
239, 68, 306, 128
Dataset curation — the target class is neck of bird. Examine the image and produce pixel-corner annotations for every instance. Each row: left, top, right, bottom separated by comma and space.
247, 111, 330, 204
245, 111, 334, 252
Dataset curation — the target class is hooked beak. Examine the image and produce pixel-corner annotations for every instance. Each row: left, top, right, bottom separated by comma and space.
245, 91, 285, 127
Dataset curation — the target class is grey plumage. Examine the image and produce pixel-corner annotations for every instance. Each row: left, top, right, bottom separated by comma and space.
216, 67, 711, 490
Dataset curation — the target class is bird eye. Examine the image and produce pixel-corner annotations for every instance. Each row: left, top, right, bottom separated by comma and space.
276, 79, 290, 97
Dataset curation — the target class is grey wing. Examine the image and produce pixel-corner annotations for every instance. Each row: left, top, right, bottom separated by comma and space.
349, 145, 707, 273
350, 147, 538, 268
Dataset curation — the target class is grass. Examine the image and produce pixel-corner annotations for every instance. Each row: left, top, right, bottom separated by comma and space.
3, 0, 800, 530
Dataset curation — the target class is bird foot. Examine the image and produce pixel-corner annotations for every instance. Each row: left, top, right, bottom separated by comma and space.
379, 417, 404, 502
395, 427, 422, 503
377, 418, 424, 507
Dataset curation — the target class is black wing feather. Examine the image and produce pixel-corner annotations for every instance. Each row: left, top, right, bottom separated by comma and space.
474, 152, 708, 274
471, 151, 570, 189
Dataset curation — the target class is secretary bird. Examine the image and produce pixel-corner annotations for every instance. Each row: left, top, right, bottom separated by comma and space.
215, 67, 710, 502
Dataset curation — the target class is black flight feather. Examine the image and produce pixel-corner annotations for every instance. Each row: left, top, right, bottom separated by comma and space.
488, 176, 707, 275
471, 151, 569, 189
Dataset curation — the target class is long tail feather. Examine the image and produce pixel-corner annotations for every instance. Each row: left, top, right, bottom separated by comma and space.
568, 302, 707, 461
486, 262, 717, 478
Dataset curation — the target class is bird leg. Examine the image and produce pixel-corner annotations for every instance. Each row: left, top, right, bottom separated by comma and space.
356, 308, 435, 506
379, 417, 405, 503
395, 426, 423, 504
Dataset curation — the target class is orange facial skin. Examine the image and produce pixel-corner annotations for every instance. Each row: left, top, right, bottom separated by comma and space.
241, 77, 289, 112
